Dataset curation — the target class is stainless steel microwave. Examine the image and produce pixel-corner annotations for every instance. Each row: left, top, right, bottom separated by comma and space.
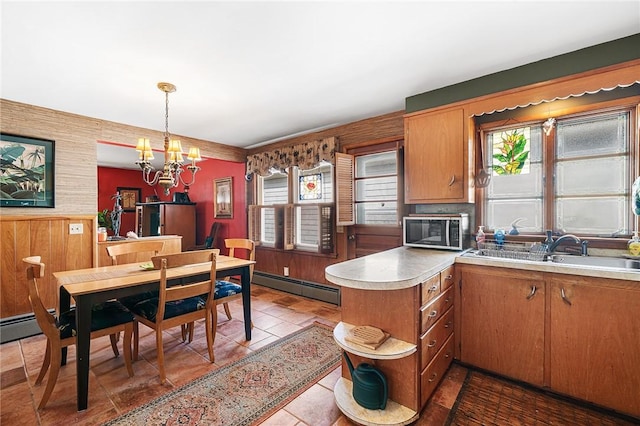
403, 214, 470, 250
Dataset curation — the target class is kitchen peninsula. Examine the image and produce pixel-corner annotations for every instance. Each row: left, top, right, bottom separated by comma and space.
325, 247, 458, 425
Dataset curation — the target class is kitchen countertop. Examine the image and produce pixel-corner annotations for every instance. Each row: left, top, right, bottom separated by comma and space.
325, 246, 458, 290
325, 246, 640, 290
457, 251, 640, 282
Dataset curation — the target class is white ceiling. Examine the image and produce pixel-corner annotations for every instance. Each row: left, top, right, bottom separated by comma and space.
2, 1, 639, 169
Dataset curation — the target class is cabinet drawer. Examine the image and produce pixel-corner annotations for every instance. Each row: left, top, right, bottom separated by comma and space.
421, 273, 441, 305
420, 307, 454, 371
440, 265, 455, 291
420, 286, 454, 333
420, 334, 455, 408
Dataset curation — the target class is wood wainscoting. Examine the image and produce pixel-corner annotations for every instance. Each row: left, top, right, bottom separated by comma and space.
0, 215, 96, 320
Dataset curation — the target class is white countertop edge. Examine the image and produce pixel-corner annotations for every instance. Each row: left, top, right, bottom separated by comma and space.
325, 246, 640, 290
456, 254, 640, 282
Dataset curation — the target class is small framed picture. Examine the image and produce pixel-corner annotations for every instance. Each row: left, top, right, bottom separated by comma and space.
117, 187, 141, 212
214, 177, 233, 218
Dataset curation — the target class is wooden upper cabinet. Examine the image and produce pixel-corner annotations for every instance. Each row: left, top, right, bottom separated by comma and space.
404, 107, 470, 203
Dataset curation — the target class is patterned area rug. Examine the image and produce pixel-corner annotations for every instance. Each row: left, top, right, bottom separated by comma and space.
104, 322, 341, 426
446, 370, 638, 426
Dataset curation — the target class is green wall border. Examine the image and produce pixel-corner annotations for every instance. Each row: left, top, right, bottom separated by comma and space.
405, 33, 640, 114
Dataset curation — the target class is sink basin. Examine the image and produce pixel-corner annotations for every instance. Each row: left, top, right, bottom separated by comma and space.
549, 255, 640, 270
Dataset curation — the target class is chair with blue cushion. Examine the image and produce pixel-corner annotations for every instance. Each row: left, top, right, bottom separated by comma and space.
215, 238, 255, 321
22, 256, 134, 410
106, 240, 166, 360
128, 249, 218, 384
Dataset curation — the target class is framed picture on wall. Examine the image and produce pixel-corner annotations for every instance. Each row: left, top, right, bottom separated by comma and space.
117, 187, 141, 212
0, 133, 55, 207
214, 177, 233, 218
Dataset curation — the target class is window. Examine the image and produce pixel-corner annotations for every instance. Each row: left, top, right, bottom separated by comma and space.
250, 163, 335, 253
354, 151, 398, 225
481, 105, 635, 237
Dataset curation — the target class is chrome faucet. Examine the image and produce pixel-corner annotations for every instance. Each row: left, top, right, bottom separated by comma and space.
544, 231, 588, 256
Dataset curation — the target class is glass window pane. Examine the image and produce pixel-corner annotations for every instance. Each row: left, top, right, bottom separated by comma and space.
487, 163, 543, 198
261, 173, 288, 205
355, 151, 396, 178
355, 176, 397, 202
486, 199, 543, 233
556, 197, 628, 235
490, 127, 535, 175
299, 174, 322, 201
296, 205, 318, 249
556, 157, 627, 196
356, 201, 398, 225
297, 164, 333, 203
557, 112, 628, 159
261, 207, 276, 244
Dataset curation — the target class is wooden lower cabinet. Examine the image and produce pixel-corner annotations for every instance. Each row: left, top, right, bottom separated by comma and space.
549, 276, 640, 418
458, 264, 640, 419
458, 265, 545, 386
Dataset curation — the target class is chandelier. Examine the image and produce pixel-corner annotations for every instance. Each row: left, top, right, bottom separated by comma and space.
135, 82, 201, 195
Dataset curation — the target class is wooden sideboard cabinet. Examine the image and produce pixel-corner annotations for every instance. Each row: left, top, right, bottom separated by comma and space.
96, 235, 183, 266
136, 202, 196, 251
404, 107, 472, 203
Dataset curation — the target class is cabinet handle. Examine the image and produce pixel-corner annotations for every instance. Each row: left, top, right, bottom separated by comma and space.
428, 372, 438, 383
561, 287, 572, 306
444, 321, 452, 329
428, 310, 438, 319
448, 175, 455, 186
428, 284, 438, 293
526, 285, 537, 300
445, 351, 451, 359
444, 274, 453, 281
427, 340, 437, 348
445, 297, 451, 304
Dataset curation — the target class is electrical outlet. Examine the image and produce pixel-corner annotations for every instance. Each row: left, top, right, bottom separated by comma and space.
283, 266, 289, 277
69, 223, 83, 235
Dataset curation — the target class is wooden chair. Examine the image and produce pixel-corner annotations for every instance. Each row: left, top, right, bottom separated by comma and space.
127, 249, 218, 384
106, 240, 166, 265
106, 240, 166, 359
187, 222, 220, 251
215, 238, 255, 321
22, 256, 134, 410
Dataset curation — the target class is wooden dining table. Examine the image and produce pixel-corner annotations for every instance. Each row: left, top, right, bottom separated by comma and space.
53, 254, 255, 411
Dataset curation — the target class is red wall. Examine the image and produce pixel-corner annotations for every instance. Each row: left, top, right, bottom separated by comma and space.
97, 157, 247, 248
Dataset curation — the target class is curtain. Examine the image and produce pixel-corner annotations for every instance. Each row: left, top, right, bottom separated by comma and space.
246, 136, 336, 176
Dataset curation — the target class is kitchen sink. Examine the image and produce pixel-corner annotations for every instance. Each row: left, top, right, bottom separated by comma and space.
549, 255, 640, 270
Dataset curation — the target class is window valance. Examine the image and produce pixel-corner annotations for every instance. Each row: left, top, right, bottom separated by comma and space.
246, 136, 336, 177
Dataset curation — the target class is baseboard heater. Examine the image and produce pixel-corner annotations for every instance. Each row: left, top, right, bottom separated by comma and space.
252, 271, 341, 306
1, 312, 45, 344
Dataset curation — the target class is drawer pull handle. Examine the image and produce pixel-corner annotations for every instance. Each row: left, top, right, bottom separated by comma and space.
561, 287, 572, 306
428, 284, 438, 293
445, 297, 451, 304
427, 340, 437, 348
444, 274, 453, 281
448, 175, 455, 186
445, 351, 451, 359
428, 310, 438, 318
444, 321, 452, 329
428, 372, 438, 383
526, 285, 537, 300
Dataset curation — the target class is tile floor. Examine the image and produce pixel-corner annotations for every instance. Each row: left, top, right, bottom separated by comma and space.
0, 285, 467, 426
